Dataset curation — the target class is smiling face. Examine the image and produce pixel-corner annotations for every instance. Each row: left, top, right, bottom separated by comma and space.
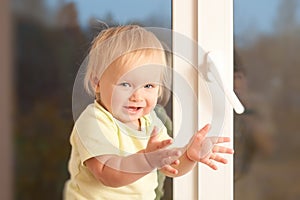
96, 50, 165, 128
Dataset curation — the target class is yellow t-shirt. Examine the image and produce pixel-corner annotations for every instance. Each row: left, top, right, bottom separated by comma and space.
64, 101, 170, 200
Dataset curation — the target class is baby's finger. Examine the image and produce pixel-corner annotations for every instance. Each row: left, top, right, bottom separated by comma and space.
202, 159, 218, 170
161, 150, 182, 166
162, 156, 175, 166
148, 126, 158, 140
212, 145, 234, 154
206, 136, 229, 145
194, 124, 211, 143
171, 159, 180, 166
161, 165, 178, 175
158, 139, 173, 149
146, 127, 161, 150
168, 149, 182, 158
215, 137, 231, 144
210, 153, 228, 164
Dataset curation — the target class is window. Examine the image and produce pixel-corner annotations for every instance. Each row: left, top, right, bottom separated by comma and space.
234, 0, 300, 199
3, 0, 237, 199
10, 0, 172, 199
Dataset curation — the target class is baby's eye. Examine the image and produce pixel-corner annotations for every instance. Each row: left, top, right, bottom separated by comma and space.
119, 82, 131, 87
144, 84, 155, 89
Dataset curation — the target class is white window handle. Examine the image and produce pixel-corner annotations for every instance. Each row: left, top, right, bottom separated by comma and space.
202, 52, 245, 114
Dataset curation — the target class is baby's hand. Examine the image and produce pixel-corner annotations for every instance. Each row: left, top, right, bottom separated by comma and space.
144, 147, 182, 171
144, 127, 181, 174
186, 124, 234, 170
145, 127, 174, 152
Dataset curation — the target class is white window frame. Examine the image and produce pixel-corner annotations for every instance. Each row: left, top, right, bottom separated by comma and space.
172, 0, 234, 199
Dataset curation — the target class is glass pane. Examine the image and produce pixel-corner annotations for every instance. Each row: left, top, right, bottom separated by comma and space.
12, 0, 172, 199
234, 0, 300, 199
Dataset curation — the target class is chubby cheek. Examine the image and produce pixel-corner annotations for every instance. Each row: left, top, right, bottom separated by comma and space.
100, 86, 123, 114
145, 93, 159, 112
110, 89, 131, 111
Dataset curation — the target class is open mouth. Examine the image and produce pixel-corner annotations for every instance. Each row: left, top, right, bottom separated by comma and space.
124, 106, 143, 113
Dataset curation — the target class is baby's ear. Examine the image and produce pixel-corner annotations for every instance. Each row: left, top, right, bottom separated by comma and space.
94, 81, 100, 101
95, 92, 101, 101
95, 82, 100, 93
94, 82, 101, 101
91, 76, 100, 92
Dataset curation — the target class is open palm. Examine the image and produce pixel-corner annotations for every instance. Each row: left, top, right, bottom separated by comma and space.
186, 124, 234, 170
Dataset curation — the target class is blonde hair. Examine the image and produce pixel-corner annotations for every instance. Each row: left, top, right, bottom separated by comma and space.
84, 25, 171, 105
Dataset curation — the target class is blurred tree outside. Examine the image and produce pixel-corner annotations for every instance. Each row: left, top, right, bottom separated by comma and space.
13, 1, 86, 199
234, 0, 300, 199
12, 0, 172, 199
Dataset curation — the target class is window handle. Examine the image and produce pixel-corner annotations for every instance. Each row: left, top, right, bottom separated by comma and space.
200, 52, 245, 114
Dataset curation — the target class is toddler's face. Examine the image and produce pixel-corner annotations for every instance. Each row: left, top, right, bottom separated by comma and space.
97, 55, 164, 128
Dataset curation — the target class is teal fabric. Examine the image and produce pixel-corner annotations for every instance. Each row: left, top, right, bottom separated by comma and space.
154, 105, 173, 200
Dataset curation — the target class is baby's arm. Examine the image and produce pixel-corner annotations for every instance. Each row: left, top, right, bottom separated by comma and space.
85, 128, 181, 187
161, 124, 234, 177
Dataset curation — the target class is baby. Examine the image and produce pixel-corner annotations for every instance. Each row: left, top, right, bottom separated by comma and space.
64, 25, 233, 200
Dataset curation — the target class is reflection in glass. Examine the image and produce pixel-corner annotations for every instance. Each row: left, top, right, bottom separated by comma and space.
234, 0, 300, 199
12, 0, 171, 199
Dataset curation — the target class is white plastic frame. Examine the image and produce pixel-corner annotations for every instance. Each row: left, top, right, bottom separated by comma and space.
172, 0, 234, 199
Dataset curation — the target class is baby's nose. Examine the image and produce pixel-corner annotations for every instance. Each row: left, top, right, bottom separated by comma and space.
129, 88, 143, 102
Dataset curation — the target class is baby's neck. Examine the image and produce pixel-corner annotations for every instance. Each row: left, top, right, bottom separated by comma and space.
124, 119, 141, 131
